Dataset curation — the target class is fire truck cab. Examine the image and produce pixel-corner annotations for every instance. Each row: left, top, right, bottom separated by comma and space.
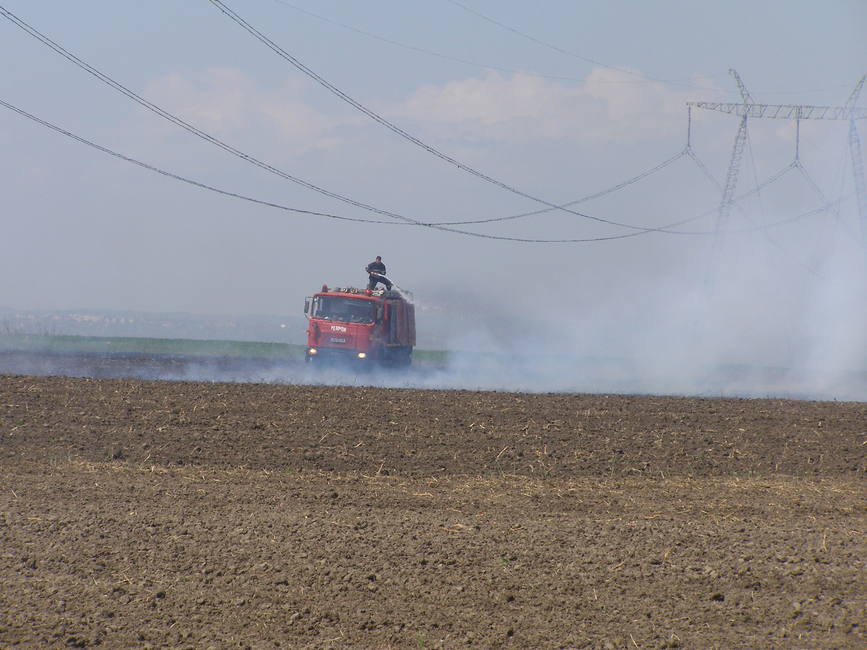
304, 285, 415, 367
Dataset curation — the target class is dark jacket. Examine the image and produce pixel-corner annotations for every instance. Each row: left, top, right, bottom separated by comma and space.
366, 261, 386, 275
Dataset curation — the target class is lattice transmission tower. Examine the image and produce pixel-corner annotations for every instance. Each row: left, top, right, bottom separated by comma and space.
689, 70, 867, 251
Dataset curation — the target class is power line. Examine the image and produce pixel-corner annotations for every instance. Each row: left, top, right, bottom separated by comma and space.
446, 1, 860, 101
0, 6, 421, 226
432, 149, 688, 225
252, 4, 851, 241
685, 134, 853, 253
271, 2, 850, 101
373, 150, 821, 234
691, 71, 866, 239
745, 123, 825, 279
441, 154, 838, 235
3, 3, 683, 238
1, 97, 834, 244
442, 0, 719, 91
0, 98, 382, 225
0, 7, 846, 244
207, 0, 683, 234
270, 0, 590, 85
691, 69, 866, 281
0, 97, 653, 243
270, 0, 719, 90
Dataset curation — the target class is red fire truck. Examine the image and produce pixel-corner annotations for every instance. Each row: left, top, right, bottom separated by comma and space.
304, 285, 416, 367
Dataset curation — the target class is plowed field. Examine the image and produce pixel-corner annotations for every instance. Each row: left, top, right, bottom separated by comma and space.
1, 374, 865, 648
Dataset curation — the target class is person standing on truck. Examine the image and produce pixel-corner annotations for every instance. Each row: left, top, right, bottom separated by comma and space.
366, 256, 393, 291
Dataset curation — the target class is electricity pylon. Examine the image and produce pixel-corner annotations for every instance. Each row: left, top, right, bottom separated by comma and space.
689, 71, 867, 252
844, 77, 867, 246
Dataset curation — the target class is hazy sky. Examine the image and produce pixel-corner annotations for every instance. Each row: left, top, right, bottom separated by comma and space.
2, 1, 866, 390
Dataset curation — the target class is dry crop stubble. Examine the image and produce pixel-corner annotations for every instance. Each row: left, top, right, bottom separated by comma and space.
0, 375, 865, 647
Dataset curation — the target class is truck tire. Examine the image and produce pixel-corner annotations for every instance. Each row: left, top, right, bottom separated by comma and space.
392, 347, 411, 368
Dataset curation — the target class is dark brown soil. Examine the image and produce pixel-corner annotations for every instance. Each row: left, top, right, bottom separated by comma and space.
1, 374, 865, 648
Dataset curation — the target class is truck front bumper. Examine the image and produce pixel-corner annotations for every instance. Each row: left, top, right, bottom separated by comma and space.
306, 347, 369, 364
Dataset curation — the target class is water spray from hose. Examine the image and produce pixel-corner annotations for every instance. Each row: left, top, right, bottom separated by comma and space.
368, 271, 413, 302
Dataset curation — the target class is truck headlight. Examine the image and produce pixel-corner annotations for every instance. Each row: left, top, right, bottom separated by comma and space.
308, 348, 318, 355
357, 352, 367, 359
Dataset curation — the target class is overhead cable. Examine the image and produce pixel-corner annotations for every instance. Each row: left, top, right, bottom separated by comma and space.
207, 0, 682, 234
442, 3, 857, 99
0, 5, 419, 226
3, 3, 679, 237
270, 0, 589, 84
270, 0, 715, 89
0, 6, 842, 243
432, 149, 688, 225
0, 98, 383, 225
0, 97, 837, 244
443, 0, 715, 91
0, 97, 653, 243
690, 137, 825, 278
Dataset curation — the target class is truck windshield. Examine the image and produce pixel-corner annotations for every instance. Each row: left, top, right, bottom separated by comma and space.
313, 296, 376, 323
